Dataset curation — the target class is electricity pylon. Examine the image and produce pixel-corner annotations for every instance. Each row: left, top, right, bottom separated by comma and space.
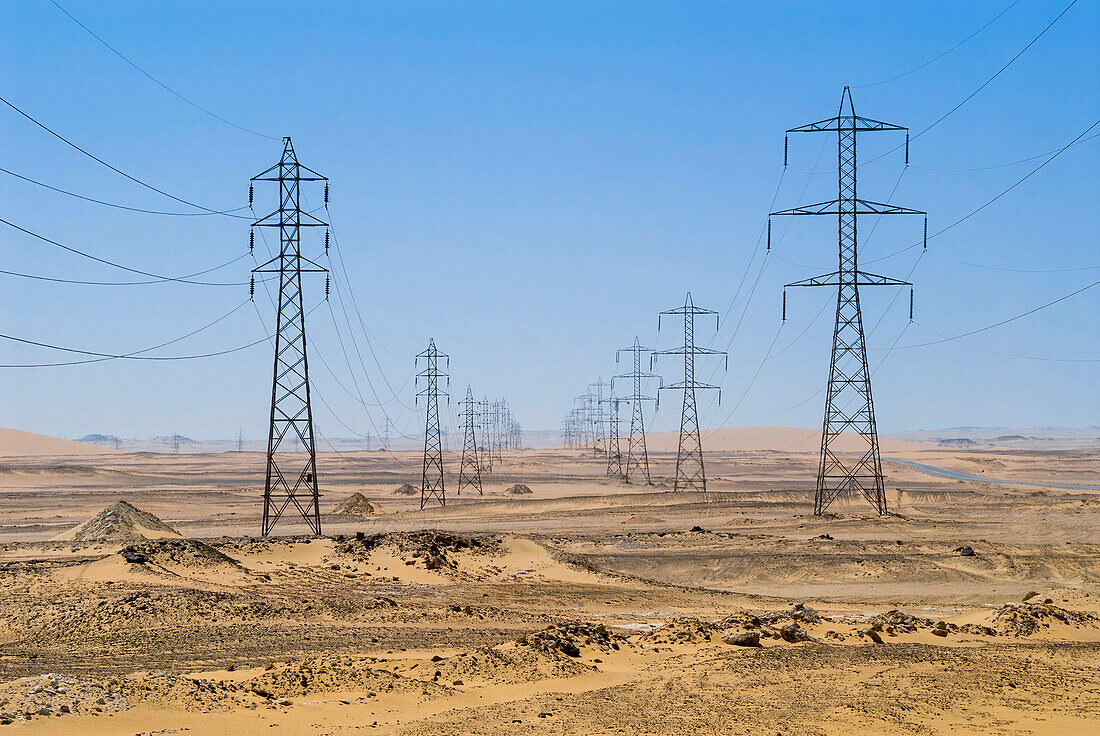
604, 394, 623, 478
381, 418, 394, 450
589, 378, 610, 456
458, 386, 483, 495
654, 293, 727, 498
613, 338, 660, 483
251, 137, 329, 537
771, 87, 925, 516
492, 399, 505, 466
480, 395, 493, 471
416, 339, 449, 509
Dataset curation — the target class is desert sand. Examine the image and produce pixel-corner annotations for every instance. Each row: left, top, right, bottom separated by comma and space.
0, 428, 1097, 734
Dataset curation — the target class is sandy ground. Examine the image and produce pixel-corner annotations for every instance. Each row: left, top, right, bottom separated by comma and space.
0, 435, 1097, 734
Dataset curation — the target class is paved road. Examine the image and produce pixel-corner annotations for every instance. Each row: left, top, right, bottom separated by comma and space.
883, 457, 1100, 492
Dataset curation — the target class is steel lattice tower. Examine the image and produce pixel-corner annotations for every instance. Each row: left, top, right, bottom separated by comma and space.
655, 293, 727, 497
772, 87, 925, 516
480, 396, 494, 471
458, 386, 483, 495
613, 338, 660, 483
416, 339, 449, 509
381, 418, 394, 451
252, 137, 329, 537
605, 395, 623, 478
589, 378, 610, 456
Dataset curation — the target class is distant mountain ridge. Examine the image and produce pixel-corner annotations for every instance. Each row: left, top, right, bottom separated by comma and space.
884, 426, 1100, 450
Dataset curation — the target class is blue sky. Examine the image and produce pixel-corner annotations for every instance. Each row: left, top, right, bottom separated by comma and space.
0, 0, 1096, 442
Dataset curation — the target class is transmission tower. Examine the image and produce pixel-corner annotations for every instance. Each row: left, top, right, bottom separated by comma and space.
492, 400, 505, 466
380, 418, 394, 450
654, 293, 727, 497
613, 338, 660, 483
458, 386, 483, 495
589, 378, 610, 456
416, 339, 449, 509
236, 429, 245, 452
251, 137, 329, 537
771, 87, 925, 516
604, 394, 623, 478
477, 396, 492, 472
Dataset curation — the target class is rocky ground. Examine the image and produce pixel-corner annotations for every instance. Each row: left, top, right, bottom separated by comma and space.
0, 447, 1097, 733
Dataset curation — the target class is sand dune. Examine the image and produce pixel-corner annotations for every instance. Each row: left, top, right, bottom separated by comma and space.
0, 426, 114, 456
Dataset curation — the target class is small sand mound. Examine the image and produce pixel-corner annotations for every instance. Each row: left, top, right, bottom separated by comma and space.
392, 484, 419, 496
624, 514, 666, 524
333, 492, 381, 516
58, 501, 180, 542
504, 484, 533, 495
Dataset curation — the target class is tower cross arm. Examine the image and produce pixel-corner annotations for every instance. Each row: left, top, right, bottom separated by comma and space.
770, 199, 924, 217
656, 346, 726, 356
785, 270, 911, 288
251, 254, 329, 273
251, 165, 328, 182
787, 115, 907, 134
660, 380, 720, 391
251, 209, 330, 228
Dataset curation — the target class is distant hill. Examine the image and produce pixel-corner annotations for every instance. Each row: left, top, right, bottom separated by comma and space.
884, 427, 1100, 450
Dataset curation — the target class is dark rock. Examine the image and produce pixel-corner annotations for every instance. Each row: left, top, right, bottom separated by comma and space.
954, 545, 975, 557
689, 526, 706, 533
724, 631, 762, 647
858, 628, 883, 644
121, 550, 146, 564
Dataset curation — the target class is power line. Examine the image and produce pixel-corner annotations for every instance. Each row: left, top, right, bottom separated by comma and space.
912, 132, 1100, 173
865, 0, 1080, 165
0, 94, 250, 217
883, 277, 1100, 352
0, 254, 251, 287
0, 164, 249, 217
910, 322, 1100, 363
47, 0, 277, 141
0, 298, 273, 367
0, 214, 250, 285
855, 0, 1023, 88
858, 117, 1099, 268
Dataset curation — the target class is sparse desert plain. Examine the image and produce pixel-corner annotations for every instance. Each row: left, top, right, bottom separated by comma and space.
0, 427, 1097, 735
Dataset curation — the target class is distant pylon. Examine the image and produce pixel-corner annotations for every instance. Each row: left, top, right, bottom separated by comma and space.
381, 418, 394, 450
416, 339, 449, 508
605, 395, 623, 478
480, 395, 494, 472
251, 137, 329, 537
613, 338, 660, 483
589, 378, 610, 456
458, 386, 483, 495
655, 293, 727, 498
771, 87, 925, 516
236, 429, 245, 452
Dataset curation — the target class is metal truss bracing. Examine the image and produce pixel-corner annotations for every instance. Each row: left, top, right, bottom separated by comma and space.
772, 87, 926, 516
416, 339, 449, 509
613, 338, 660, 484
605, 395, 623, 478
654, 293, 726, 499
252, 137, 328, 537
458, 386, 483, 495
